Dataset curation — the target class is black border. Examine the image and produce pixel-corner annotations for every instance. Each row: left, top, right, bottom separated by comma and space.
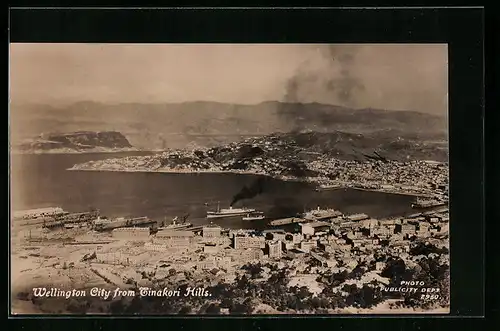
7, 6, 485, 324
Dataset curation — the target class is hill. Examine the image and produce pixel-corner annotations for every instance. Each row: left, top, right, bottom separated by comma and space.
12, 131, 136, 154
10, 101, 447, 150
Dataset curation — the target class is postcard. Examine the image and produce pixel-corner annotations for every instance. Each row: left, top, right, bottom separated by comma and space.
9, 43, 450, 315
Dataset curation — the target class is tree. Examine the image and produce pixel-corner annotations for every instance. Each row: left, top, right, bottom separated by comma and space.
410, 242, 449, 256
109, 300, 126, 314
297, 286, 312, 300
237, 275, 249, 288
348, 265, 365, 280
178, 305, 192, 314
205, 303, 221, 314
244, 263, 263, 279
194, 150, 205, 159
381, 258, 411, 283
220, 298, 234, 309
124, 296, 144, 314
231, 302, 253, 314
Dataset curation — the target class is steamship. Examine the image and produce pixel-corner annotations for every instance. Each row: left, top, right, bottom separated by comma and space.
411, 197, 447, 209
206, 202, 256, 219
92, 216, 155, 231
242, 211, 265, 221
159, 216, 192, 230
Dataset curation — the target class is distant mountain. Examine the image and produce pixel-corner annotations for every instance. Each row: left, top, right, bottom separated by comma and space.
269, 131, 448, 162
12, 131, 136, 154
9, 101, 448, 150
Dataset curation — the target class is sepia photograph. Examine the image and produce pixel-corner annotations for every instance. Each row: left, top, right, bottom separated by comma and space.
9, 43, 450, 315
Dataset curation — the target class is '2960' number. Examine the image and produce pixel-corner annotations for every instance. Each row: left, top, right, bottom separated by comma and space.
421, 294, 440, 300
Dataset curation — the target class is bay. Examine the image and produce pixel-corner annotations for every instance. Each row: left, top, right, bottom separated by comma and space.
10, 152, 415, 229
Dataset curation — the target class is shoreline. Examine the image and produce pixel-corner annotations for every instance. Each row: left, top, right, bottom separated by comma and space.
350, 187, 436, 199
66, 167, 305, 182
66, 167, 444, 200
10, 148, 150, 155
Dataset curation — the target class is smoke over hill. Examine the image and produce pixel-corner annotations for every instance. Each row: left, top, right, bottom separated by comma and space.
10, 101, 447, 151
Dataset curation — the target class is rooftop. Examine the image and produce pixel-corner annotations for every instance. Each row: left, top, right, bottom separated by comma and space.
301, 221, 331, 228
156, 230, 194, 238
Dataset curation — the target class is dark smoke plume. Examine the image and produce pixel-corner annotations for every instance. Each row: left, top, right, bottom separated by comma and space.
279, 45, 365, 131
266, 197, 303, 219
323, 46, 365, 104
230, 177, 271, 206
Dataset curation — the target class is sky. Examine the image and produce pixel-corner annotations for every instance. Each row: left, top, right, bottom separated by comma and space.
9, 43, 448, 115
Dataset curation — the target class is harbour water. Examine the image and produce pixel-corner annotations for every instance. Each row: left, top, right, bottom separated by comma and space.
10, 152, 416, 230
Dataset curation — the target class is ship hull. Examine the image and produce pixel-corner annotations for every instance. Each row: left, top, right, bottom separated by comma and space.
207, 213, 250, 219
94, 217, 155, 231
242, 217, 265, 221
159, 223, 192, 231
411, 202, 447, 209
269, 218, 307, 226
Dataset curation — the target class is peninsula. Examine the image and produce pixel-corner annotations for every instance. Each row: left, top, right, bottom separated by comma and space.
68, 131, 449, 200
12, 131, 139, 154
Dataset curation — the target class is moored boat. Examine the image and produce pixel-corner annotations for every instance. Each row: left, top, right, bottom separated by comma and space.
206, 202, 256, 219
242, 213, 265, 221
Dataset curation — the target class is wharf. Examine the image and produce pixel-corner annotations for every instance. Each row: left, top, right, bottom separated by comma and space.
351, 187, 435, 198
269, 217, 308, 226
186, 226, 204, 232
63, 241, 115, 245
304, 211, 343, 221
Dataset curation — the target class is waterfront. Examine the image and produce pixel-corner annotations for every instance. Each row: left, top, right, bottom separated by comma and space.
10, 153, 417, 230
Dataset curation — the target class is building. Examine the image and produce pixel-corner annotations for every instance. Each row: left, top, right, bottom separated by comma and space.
240, 248, 264, 260
301, 224, 315, 236
339, 221, 361, 229
347, 213, 369, 221
286, 249, 306, 259
400, 224, 416, 236
362, 218, 379, 229
318, 241, 335, 253
379, 219, 396, 226
155, 230, 194, 247
267, 241, 282, 259
198, 259, 217, 270
375, 261, 385, 271
22, 227, 48, 240
335, 238, 349, 245
351, 238, 368, 247
299, 240, 317, 253
282, 241, 294, 251
203, 225, 222, 239
273, 233, 287, 242
310, 251, 334, 267
144, 242, 168, 251
234, 235, 265, 250
353, 231, 364, 238
338, 244, 352, 251
215, 256, 231, 270
290, 233, 303, 244
262, 229, 286, 235
203, 243, 219, 254
301, 221, 330, 236
371, 226, 393, 237
112, 227, 150, 240
96, 252, 132, 265
228, 229, 253, 238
